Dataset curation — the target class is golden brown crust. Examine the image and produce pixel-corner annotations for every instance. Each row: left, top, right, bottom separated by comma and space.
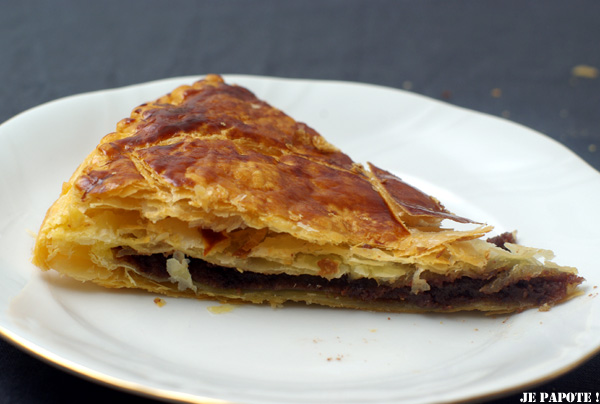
74, 74, 411, 247
367, 163, 475, 228
32, 75, 584, 314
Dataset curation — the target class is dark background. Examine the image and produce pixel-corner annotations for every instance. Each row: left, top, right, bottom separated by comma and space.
0, 1, 598, 403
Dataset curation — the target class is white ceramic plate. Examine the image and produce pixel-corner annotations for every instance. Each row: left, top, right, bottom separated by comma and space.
0, 75, 599, 404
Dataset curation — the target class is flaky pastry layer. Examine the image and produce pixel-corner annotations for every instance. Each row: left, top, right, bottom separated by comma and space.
33, 75, 583, 313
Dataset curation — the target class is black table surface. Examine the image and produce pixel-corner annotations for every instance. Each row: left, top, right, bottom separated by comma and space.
1, 1, 598, 403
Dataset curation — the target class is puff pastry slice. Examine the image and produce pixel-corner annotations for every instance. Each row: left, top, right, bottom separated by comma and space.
33, 75, 583, 313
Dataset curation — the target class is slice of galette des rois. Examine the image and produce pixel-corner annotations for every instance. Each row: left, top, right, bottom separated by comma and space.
33, 75, 584, 314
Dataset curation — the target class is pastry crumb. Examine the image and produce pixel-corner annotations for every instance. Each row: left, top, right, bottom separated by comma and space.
207, 303, 236, 314
491, 88, 502, 98
153, 297, 166, 307
572, 64, 599, 79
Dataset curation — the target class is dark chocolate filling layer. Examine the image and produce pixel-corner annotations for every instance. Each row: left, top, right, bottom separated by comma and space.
121, 253, 582, 310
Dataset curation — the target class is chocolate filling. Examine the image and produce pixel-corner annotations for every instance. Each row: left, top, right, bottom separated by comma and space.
486, 232, 517, 250
120, 253, 582, 310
